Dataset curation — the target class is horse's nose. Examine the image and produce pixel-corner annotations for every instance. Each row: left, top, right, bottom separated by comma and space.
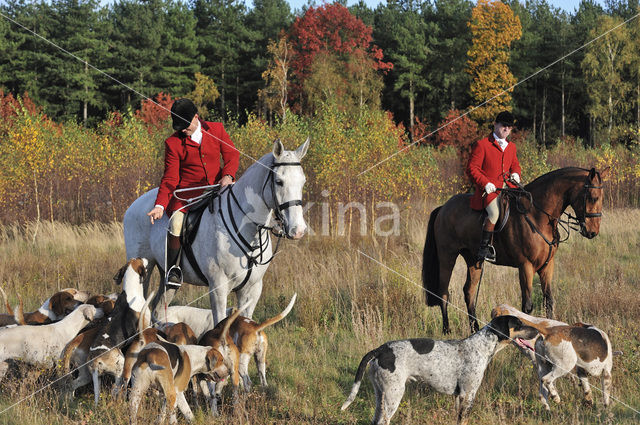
290, 225, 306, 239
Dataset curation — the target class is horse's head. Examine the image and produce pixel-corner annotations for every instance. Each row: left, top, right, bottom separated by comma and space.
268, 138, 309, 240
569, 167, 609, 239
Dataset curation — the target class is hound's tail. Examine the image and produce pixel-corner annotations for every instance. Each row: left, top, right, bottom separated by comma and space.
0, 286, 13, 316
221, 301, 252, 344
340, 347, 380, 411
14, 295, 25, 325
422, 206, 443, 306
138, 290, 156, 338
254, 293, 297, 333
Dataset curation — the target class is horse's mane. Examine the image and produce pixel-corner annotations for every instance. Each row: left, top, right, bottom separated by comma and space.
524, 167, 593, 192
240, 149, 300, 182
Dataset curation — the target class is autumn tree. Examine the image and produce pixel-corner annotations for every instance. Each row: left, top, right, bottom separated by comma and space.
135, 92, 174, 133
289, 3, 391, 113
582, 15, 632, 143
467, 0, 522, 123
244, 0, 293, 120
188, 72, 220, 120
259, 34, 292, 123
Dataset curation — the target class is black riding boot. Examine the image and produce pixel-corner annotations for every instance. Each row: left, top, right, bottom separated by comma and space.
166, 233, 183, 287
477, 231, 495, 262
477, 220, 496, 262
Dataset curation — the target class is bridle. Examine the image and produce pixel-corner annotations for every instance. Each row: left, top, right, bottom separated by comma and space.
261, 161, 304, 237
217, 160, 304, 292
564, 182, 603, 233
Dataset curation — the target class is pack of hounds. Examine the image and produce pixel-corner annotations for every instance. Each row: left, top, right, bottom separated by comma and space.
0, 258, 619, 424
0, 258, 296, 424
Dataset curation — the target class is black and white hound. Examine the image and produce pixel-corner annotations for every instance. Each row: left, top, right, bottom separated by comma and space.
341, 315, 538, 425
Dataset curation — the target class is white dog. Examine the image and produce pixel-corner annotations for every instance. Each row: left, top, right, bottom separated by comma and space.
0, 304, 101, 381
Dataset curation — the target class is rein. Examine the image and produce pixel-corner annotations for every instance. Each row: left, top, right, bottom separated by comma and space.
216, 160, 303, 292
496, 185, 561, 272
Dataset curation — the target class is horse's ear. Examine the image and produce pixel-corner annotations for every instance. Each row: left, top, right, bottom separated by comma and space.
272, 139, 284, 160
599, 166, 610, 181
295, 137, 310, 160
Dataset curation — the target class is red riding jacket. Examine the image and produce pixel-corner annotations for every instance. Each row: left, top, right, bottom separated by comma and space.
154, 120, 240, 215
466, 133, 521, 210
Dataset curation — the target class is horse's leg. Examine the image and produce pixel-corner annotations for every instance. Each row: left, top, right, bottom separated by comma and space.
235, 279, 263, 319
208, 281, 228, 326
462, 258, 482, 333
518, 262, 535, 314
537, 258, 555, 319
438, 254, 458, 335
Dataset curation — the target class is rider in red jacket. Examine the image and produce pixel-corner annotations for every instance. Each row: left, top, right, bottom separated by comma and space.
147, 98, 240, 285
466, 111, 521, 262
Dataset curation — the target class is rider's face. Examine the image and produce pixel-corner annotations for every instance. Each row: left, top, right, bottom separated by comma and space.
182, 114, 199, 137
494, 122, 512, 140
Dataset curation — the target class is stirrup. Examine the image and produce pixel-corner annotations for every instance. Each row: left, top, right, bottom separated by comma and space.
166, 265, 183, 289
477, 245, 496, 263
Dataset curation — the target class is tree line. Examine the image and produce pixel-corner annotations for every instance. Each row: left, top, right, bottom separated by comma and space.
0, 0, 639, 146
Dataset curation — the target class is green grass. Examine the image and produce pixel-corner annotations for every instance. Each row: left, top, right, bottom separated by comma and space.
0, 208, 639, 424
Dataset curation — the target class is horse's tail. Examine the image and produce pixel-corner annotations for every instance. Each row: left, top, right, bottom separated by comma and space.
422, 206, 442, 307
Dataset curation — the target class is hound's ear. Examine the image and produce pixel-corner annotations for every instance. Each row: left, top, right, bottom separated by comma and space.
113, 264, 128, 285
50, 292, 72, 317
132, 258, 147, 279
488, 315, 514, 341
599, 166, 610, 181
295, 137, 310, 160
273, 139, 284, 160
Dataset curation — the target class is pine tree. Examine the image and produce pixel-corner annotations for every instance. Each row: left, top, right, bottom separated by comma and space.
194, 0, 252, 121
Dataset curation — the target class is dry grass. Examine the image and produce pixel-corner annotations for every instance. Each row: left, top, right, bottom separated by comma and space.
0, 208, 639, 424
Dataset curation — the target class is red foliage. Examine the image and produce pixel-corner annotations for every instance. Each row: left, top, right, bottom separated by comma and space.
135, 92, 174, 133
289, 4, 392, 92
434, 109, 481, 149
433, 109, 483, 182
104, 111, 124, 129
0, 90, 41, 123
411, 116, 432, 145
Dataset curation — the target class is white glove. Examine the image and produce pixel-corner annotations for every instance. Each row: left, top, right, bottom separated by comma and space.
484, 182, 496, 194
510, 173, 520, 184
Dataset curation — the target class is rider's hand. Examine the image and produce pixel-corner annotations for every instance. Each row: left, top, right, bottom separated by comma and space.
510, 173, 520, 184
147, 206, 164, 224
484, 182, 497, 194
219, 175, 234, 187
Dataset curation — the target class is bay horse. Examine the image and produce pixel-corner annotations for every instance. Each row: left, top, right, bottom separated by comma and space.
123, 139, 309, 325
422, 167, 609, 334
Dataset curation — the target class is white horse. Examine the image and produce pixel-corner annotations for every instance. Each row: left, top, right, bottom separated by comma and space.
123, 139, 309, 324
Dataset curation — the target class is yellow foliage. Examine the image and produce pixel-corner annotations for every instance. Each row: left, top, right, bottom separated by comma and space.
467, 0, 522, 124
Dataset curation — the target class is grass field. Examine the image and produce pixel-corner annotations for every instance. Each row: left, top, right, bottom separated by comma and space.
0, 207, 638, 424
